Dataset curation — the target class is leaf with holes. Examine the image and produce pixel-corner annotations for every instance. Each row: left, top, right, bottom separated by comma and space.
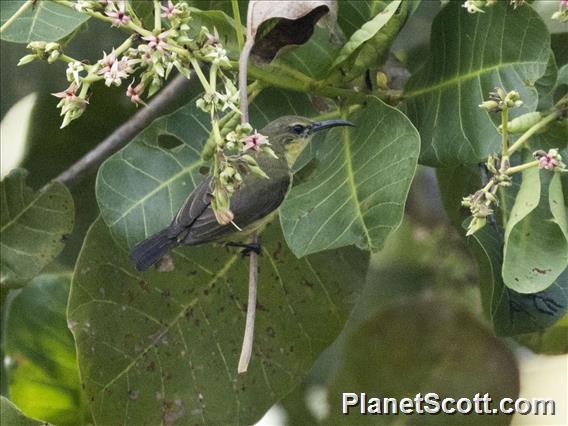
404, 1, 550, 166
503, 168, 568, 293
1, 169, 74, 285
0, 1, 89, 43
4, 273, 91, 426
96, 88, 315, 249
68, 218, 368, 425
279, 96, 419, 257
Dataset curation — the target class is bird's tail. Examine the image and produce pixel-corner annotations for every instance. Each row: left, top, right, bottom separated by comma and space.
129, 229, 178, 272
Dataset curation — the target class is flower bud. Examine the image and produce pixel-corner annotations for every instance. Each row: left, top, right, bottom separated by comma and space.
479, 100, 499, 111
17, 54, 37, 66
466, 217, 487, 236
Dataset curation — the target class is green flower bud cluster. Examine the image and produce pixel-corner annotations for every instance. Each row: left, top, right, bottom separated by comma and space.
479, 88, 523, 113
17, 41, 62, 66
462, 154, 512, 236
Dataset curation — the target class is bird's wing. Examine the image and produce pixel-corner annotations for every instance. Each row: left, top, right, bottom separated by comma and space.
183, 172, 291, 244
168, 176, 213, 238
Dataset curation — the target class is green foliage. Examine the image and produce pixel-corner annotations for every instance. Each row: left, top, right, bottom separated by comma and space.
280, 97, 419, 257
470, 223, 567, 336
0, 397, 45, 426
69, 218, 368, 425
4, 274, 90, 425
327, 300, 519, 425
503, 167, 568, 293
327, 0, 407, 83
0, 1, 89, 44
404, 1, 550, 166
2, 0, 568, 423
1, 169, 74, 286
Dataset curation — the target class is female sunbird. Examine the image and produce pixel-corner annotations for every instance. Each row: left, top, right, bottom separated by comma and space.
130, 116, 353, 271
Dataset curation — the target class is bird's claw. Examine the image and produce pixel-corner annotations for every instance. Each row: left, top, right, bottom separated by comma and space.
225, 242, 261, 257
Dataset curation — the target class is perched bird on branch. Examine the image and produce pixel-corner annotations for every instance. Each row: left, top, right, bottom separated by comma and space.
129, 116, 353, 271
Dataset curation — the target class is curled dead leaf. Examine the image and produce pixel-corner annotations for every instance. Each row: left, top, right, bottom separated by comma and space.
247, 0, 338, 63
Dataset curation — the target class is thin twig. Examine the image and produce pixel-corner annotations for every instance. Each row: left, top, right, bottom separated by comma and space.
238, 231, 258, 374
237, 10, 258, 373
53, 74, 191, 187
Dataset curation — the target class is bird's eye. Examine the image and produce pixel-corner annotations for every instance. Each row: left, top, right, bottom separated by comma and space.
291, 124, 305, 135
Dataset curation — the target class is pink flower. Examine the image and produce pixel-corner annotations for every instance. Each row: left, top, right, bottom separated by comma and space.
539, 155, 560, 170
126, 82, 144, 106
51, 82, 89, 114
142, 30, 172, 53
105, 0, 130, 27
97, 49, 117, 74
242, 132, 269, 152
161, 0, 179, 18
561, 0, 568, 7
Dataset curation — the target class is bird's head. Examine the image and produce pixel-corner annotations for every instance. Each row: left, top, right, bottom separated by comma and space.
260, 115, 354, 166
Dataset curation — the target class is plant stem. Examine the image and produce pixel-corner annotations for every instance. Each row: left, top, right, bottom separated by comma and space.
312, 104, 363, 121
231, 0, 244, 51
0, 0, 33, 34
507, 110, 560, 155
190, 58, 211, 92
506, 160, 540, 175
154, 0, 162, 32
238, 233, 258, 374
501, 107, 509, 157
54, 0, 153, 36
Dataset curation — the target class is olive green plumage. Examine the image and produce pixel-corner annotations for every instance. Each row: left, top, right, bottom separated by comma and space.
129, 116, 353, 271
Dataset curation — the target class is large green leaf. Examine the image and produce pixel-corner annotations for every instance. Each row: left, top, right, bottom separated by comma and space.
1, 169, 74, 285
503, 168, 568, 293
96, 88, 315, 249
280, 96, 420, 257
470, 223, 567, 336
4, 274, 90, 426
0, 397, 46, 426
0, 1, 89, 44
69, 218, 368, 425
404, 0, 550, 166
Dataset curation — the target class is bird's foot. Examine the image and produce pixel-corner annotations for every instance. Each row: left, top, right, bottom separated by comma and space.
225, 242, 262, 257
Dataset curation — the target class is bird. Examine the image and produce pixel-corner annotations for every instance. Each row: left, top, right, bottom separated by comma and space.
129, 115, 354, 272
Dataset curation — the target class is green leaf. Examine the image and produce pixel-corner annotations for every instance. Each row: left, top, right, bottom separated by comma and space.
404, 1, 550, 166
535, 51, 558, 110
1, 169, 74, 286
330, 0, 401, 70
96, 88, 315, 249
272, 26, 341, 80
326, 298, 519, 424
0, 1, 90, 44
69, 218, 369, 425
470, 223, 567, 336
0, 397, 47, 426
4, 274, 91, 426
515, 313, 568, 354
280, 96, 420, 257
503, 168, 568, 293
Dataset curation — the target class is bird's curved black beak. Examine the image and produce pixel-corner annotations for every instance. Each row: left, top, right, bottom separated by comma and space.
310, 119, 354, 134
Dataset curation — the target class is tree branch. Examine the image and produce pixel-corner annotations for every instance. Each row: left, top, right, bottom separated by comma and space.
53, 74, 191, 187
